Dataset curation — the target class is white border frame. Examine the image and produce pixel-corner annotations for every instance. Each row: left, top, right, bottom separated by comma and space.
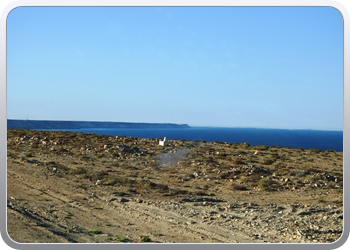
1, 1, 348, 250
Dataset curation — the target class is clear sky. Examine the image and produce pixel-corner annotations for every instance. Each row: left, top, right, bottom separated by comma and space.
7, 7, 343, 130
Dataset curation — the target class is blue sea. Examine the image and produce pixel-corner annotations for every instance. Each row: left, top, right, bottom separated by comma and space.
37, 127, 343, 152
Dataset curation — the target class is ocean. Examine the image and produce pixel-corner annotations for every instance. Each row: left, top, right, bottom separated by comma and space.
36, 127, 343, 152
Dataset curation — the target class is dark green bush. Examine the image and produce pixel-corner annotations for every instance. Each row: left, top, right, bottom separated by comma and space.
88, 230, 103, 234
141, 236, 151, 242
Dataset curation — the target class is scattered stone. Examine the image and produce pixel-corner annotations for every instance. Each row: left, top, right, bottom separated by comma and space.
95, 180, 103, 185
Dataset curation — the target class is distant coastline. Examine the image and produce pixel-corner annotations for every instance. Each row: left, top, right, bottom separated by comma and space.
191, 126, 343, 132
7, 119, 190, 130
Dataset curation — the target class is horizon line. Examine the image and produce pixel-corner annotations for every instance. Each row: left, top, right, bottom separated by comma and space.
7, 118, 343, 132
190, 125, 343, 132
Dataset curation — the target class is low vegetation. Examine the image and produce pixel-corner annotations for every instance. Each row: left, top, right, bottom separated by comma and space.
116, 236, 129, 242
88, 230, 103, 234
140, 236, 151, 242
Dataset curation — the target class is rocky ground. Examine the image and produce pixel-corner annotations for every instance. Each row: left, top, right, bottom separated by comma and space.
6, 129, 343, 243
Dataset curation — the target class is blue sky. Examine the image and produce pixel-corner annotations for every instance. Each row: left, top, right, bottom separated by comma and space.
7, 7, 343, 130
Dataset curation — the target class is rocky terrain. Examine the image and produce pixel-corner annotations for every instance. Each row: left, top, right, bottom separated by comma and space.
7, 129, 343, 243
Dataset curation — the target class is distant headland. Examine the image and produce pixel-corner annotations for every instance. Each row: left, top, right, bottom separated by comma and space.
7, 119, 190, 130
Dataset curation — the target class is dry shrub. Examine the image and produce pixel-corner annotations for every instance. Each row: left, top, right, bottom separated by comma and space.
232, 159, 245, 165
258, 145, 269, 151
309, 149, 322, 154
96, 153, 105, 158
240, 177, 251, 183
69, 167, 87, 175
270, 183, 283, 190
55, 147, 67, 154
237, 150, 247, 155
241, 173, 261, 184
104, 176, 132, 186
145, 180, 157, 188
231, 183, 248, 190
219, 172, 231, 179
46, 162, 70, 173
96, 170, 109, 177
194, 190, 208, 196
257, 178, 273, 191
79, 155, 90, 161
262, 158, 275, 165
172, 189, 191, 195
274, 168, 289, 176
112, 152, 120, 157
157, 184, 169, 191
303, 175, 322, 183
142, 180, 168, 192
250, 173, 262, 182
240, 142, 250, 148
305, 167, 322, 174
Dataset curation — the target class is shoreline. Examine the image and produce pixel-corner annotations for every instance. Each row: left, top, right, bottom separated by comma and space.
7, 128, 343, 152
